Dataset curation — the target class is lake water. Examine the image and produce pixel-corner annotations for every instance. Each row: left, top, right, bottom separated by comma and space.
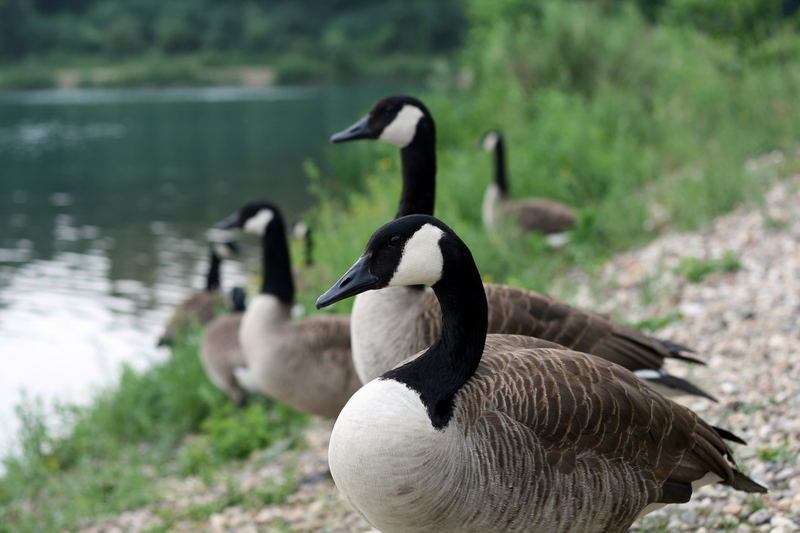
0, 85, 389, 453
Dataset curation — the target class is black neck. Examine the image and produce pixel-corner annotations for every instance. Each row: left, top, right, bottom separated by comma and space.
304, 228, 314, 267
259, 215, 295, 305
493, 136, 509, 196
396, 120, 436, 218
383, 242, 487, 430
205, 249, 221, 291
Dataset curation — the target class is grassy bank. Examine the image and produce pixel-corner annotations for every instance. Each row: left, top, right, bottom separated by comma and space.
0, 330, 308, 533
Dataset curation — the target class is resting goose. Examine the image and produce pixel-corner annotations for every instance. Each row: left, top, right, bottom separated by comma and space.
316, 214, 766, 533
157, 240, 239, 346
480, 129, 576, 242
329, 95, 711, 400
215, 201, 360, 418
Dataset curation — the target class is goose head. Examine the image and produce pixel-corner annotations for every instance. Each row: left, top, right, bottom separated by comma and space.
316, 215, 457, 308
479, 130, 502, 152
215, 201, 281, 237
330, 95, 433, 148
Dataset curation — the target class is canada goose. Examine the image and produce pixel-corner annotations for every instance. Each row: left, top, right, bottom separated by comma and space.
316, 214, 766, 533
157, 240, 240, 346
215, 201, 360, 418
292, 221, 314, 267
329, 95, 710, 400
479, 130, 576, 242
198, 286, 254, 406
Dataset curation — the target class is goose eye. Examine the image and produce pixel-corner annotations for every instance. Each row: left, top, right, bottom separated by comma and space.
388, 235, 401, 247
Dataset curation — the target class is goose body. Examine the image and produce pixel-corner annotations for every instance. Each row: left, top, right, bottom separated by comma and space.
216, 202, 360, 418
317, 215, 766, 533
199, 312, 250, 406
330, 96, 709, 400
480, 130, 576, 237
157, 241, 239, 346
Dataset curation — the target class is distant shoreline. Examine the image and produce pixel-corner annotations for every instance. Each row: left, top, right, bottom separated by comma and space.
0, 59, 277, 91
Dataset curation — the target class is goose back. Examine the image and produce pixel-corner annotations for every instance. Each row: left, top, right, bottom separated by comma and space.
351, 282, 687, 383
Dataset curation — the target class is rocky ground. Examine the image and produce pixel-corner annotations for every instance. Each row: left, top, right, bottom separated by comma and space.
81, 175, 800, 532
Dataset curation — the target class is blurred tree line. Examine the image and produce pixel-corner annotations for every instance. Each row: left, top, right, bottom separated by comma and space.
0, 0, 464, 81
1, 0, 798, 82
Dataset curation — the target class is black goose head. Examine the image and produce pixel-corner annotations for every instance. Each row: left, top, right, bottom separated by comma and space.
215, 201, 282, 236
316, 215, 457, 308
330, 95, 434, 148
479, 130, 503, 152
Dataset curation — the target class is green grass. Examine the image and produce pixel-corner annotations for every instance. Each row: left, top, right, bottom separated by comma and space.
677, 252, 743, 283
0, 329, 308, 533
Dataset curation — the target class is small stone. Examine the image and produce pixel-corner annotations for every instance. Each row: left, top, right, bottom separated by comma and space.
750, 509, 773, 525
723, 503, 742, 515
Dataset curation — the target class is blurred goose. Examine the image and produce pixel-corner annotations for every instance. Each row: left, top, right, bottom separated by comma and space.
216, 201, 360, 418
199, 286, 256, 406
316, 214, 766, 533
480, 130, 576, 244
157, 240, 239, 346
329, 95, 710, 400
292, 220, 314, 267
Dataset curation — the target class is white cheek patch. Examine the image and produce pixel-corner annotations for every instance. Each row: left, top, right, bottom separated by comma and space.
243, 209, 274, 236
378, 105, 424, 148
389, 223, 444, 286
481, 131, 499, 151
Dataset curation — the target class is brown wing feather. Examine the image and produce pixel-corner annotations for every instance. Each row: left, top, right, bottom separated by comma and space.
408, 283, 677, 372
505, 198, 576, 234
460, 336, 764, 503
283, 314, 361, 417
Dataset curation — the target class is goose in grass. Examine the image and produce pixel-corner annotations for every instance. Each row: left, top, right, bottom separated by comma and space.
316, 214, 766, 533
157, 240, 240, 346
329, 95, 712, 400
292, 220, 314, 267
480, 129, 576, 245
215, 201, 360, 418
199, 286, 258, 406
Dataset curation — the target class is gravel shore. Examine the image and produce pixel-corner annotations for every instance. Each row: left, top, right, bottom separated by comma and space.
81, 176, 800, 533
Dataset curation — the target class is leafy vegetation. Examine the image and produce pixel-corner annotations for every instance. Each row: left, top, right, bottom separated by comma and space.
0, 329, 307, 533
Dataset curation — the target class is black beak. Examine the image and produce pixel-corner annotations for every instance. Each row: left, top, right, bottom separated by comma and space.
330, 115, 375, 143
316, 255, 379, 309
214, 213, 240, 230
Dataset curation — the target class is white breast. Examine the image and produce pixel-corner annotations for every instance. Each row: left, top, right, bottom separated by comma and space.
329, 379, 445, 531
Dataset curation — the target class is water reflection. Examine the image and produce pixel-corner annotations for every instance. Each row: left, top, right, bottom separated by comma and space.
0, 85, 390, 452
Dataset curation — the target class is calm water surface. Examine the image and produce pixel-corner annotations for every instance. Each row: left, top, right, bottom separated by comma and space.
0, 85, 388, 452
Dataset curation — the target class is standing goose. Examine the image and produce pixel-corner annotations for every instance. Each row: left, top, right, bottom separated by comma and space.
329, 95, 710, 400
479, 129, 576, 243
316, 215, 766, 533
215, 201, 360, 418
157, 240, 240, 346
